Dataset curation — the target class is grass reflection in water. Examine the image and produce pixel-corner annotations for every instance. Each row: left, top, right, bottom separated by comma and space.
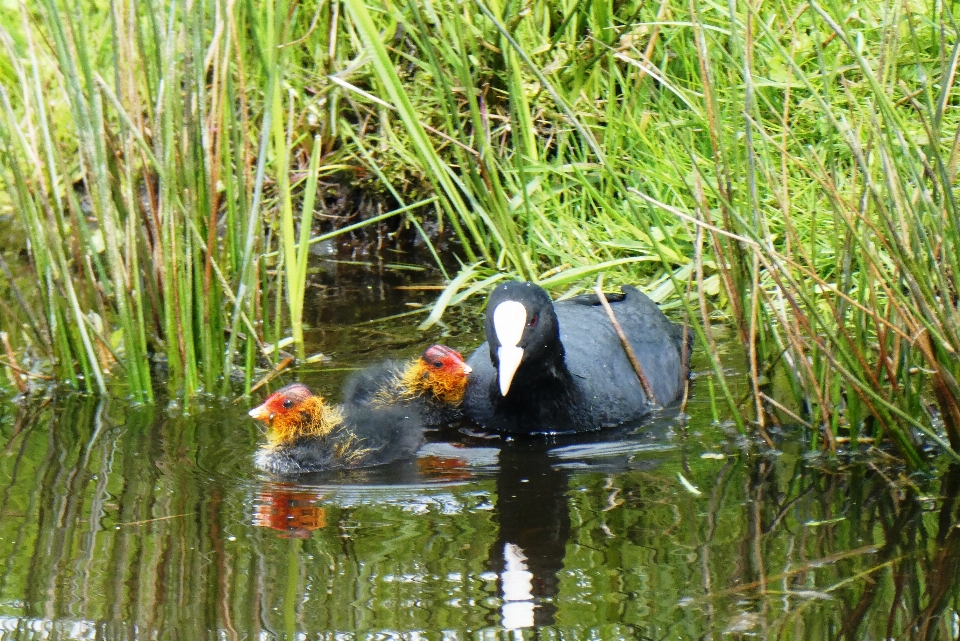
1, 386, 959, 639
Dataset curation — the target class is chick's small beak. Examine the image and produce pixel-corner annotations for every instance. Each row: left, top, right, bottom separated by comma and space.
248, 403, 272, 422
462, 363, 473, 375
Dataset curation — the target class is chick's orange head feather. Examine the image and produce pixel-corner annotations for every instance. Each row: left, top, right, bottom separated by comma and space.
248, 383, 341, 445
400, 344, 472, 405
422, 345, 471, 377
248, 383, 314, 422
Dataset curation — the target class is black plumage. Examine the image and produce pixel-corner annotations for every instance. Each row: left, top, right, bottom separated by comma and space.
463, 281, 689, 434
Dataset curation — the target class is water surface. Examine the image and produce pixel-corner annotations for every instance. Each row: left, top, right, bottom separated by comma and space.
1, 271, 958, 640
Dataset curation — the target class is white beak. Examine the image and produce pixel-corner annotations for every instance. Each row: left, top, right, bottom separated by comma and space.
493, 300, 527, 396
462, 363, 473, 375
497, 346, 524, 396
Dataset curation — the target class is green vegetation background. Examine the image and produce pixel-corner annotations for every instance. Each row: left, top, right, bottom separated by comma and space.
1, 0, 960, 467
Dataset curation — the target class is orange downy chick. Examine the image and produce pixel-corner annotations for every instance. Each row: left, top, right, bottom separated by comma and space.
248, 383, 343, 449
388, 345, 472, 406
248, 382, 422, 474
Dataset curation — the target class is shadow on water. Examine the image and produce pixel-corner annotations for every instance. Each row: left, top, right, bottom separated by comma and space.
2, 275, 960, 638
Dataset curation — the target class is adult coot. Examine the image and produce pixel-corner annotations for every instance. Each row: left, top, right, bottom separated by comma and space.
463, 281, 688, 434
342, 344, 472, 425
248, 383, 424, 475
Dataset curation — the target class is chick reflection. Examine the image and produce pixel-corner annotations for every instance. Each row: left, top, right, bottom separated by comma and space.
416, 444, 480, 482
489, 440, 571, 628
253, 483, 326, 539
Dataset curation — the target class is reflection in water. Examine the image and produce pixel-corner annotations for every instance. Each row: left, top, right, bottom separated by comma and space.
490, 440, 570, 628
2, 392, 960, 638
916, 464, 960, 639
500, 543, 535, 629
253, 484, 327, 538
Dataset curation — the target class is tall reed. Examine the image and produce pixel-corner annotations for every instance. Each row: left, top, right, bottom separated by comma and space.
0, 1, 445, 403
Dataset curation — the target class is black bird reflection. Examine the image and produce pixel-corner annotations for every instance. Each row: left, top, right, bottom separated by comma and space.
487, 438, 571, 627
483, 422, 671, 629
248, 440, 577, 628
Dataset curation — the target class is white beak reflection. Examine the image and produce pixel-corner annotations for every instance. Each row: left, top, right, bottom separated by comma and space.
500, 542, 535, 629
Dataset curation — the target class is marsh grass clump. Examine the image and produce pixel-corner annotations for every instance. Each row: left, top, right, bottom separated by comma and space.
1, 0, 959, 466
341, 0, 960, 466
0, 0, 445, 404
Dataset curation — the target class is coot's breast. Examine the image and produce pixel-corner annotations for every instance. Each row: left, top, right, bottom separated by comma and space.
462, 350, 503, 427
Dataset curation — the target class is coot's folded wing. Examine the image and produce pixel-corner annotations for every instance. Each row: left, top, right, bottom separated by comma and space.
557, 286, 687, 412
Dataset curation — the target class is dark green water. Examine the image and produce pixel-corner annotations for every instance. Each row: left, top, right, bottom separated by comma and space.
1, 274, 960, 640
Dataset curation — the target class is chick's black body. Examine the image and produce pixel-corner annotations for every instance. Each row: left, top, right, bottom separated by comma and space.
341, 361, 462, 426
463, 281, 688, 434
255, 405, 424, 476
341, 360, 404, 404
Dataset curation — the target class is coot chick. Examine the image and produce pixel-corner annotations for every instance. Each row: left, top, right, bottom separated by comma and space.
463, 281, 688, 434
248, 383, 423, 475
341, 344, 472, 425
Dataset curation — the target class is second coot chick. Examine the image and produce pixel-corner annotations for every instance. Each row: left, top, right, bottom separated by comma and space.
248, 383, 423, 475
463, 281, 688, 434
341, 344, 472, 425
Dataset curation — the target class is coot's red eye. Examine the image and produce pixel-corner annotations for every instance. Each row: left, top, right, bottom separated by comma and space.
528, 314, 539, 328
